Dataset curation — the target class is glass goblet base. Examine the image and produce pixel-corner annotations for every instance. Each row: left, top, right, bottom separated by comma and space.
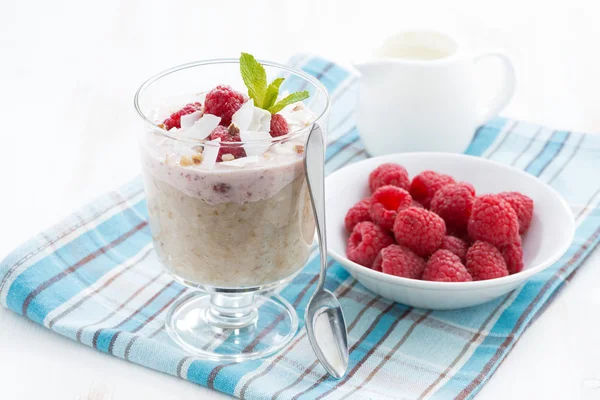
165, 291, 298, 361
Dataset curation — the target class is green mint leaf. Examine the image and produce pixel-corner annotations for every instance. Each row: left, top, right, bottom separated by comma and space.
268, 90, 310, 114
240, 53, 267, 107
262, 78, 285, 110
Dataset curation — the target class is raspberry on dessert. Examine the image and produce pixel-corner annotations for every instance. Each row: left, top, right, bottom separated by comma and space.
465, 241, 509, 281
501, 239, 524, 274
467, 195, 520, 247
345, 198, 373, 233
204, 85, 247, 126
369, 186, 413, 231
497, 192, 534, 234
439, 235, 469, 263
372, 245, 426, 279
422, 250, 472, 282
393, 207, 446, 257
430, 183, 475, 235
347, 221, 394, 267
163, 102, 202, 130
209, 125, 246, 161
368, 163, 411, 193
270, 113, 290, 137
409, 170, 456, 208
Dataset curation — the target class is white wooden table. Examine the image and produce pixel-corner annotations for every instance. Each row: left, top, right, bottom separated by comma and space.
1, 0, 599, 398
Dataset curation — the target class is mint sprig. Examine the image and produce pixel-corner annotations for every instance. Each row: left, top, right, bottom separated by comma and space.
239, 52, 309, 113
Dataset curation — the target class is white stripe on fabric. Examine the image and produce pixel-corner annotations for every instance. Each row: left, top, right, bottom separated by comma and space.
0, 190, 146, 306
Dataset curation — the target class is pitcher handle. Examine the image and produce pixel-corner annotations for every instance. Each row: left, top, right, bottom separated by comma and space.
473, 51, 516, 126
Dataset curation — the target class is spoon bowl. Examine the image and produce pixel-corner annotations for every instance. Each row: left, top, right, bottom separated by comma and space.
305, 289, 349, 379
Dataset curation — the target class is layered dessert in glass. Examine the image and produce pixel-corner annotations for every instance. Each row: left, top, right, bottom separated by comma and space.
134, 54, 329, 360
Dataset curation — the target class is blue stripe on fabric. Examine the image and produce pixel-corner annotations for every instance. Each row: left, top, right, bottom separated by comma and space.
465, 117, 506, 156
525, 130, 570, 175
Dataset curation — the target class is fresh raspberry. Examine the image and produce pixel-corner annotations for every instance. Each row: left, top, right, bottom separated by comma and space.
372, 245, 425, 279
430, 184, 475, 235
497, 192, 534, 234
466, 241, 509, 280
345, 198, 372, 232
439, 235, 468, 263
209, 125, 246, 161
409, 170, 456, 208
204, 85, 247, 126
393, 207, 446, 257
501, 239, 524, 274
163, 102, 202, 130
411, 200, 425, 209
422, 250, 472, 282
270, 113, 290, 137
467, 195, 520, 247
460, 182, 476, 196
369, 163, 410, 193
347, 221, 394, 267
369, 186, 412, 231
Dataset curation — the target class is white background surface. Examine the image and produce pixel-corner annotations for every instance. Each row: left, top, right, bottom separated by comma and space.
1, 0, 600, 399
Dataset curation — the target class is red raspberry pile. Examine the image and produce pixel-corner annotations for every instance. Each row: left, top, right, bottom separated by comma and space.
345, 162, 534, 282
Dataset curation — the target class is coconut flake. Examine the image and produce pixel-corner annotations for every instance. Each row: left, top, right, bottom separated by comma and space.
249, 107, 272, 132
180, 111, 203, 129
232, 99, 255, 130
194, 138, 220, 170
219, 155, 260, 168
240, 130, 272, 157
180, 113, 220, 140
280, 101, 316, 128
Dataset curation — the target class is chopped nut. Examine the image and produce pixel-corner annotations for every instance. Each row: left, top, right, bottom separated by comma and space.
293, 104, 305, 111
193, 146, 204, 154
192, 153, 204, 165
157, 123, 166, 130
295, 145, 305, 154
221, 154, 235, 162
180, 155, 193, 166
228, 123, 240, 136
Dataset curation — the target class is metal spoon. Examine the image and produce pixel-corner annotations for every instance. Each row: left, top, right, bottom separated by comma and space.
303, 123, 349, 379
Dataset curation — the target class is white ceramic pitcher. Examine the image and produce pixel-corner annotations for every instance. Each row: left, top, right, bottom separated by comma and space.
354, 30, 516, 155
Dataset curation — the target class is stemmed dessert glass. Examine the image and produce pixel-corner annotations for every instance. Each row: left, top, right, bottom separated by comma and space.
134, 59, 330, 361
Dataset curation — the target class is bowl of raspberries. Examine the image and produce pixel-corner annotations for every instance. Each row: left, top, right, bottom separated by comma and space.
326, 153, 575, 310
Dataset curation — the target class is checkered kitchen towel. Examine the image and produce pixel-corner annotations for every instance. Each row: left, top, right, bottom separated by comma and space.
1, 54, 599, 400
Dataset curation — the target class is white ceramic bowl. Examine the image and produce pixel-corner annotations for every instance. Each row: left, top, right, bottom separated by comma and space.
326, 153, 575, 310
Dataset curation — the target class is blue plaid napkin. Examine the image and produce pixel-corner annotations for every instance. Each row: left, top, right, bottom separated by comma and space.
1, 55, 599, 400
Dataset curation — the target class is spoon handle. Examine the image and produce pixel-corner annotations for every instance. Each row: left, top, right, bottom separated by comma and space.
304, 123, 327, 291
